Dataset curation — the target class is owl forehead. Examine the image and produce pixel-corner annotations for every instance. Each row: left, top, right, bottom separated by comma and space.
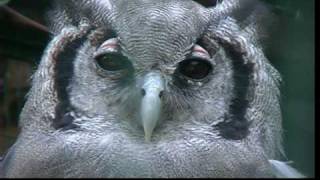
110, 1, 209, 63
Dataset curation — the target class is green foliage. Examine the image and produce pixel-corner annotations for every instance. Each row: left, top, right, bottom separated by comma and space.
0, 0, 10, 6
264, 0, 314, 177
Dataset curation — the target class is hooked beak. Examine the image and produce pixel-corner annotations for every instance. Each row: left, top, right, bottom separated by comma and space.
140, 72, 164, 142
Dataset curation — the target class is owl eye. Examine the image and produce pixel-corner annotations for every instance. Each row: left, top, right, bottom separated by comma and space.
178, 58, 213, 80
95, 53, 132, 71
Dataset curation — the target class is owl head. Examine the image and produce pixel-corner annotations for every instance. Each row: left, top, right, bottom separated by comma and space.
10, 0, 284, 177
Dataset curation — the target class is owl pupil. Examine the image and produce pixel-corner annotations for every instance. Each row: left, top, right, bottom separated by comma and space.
96, 53, 131, 71
179, 58, 212, 79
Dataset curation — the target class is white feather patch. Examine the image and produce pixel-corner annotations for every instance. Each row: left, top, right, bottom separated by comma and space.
269, 160, 306, 178
95, 0, 113, 11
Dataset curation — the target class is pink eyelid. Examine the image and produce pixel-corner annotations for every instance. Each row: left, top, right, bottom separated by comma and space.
193, 45, 209, 57
100, 38, 119, 50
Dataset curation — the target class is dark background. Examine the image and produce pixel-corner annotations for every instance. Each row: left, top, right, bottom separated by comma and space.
0, 0, 315, 177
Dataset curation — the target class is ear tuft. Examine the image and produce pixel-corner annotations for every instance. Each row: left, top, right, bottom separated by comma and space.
209, 0, 275, 45
47, 0, 114, 35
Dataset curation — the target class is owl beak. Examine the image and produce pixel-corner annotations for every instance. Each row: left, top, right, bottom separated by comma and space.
140, 72, 165, 142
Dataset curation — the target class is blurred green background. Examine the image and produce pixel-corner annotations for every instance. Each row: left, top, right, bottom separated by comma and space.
0, 0, 315, 177
263, 0, 315, 177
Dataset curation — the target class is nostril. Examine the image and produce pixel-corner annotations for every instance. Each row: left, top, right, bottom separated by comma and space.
159, 90, 164, 98
141, 89, 146, 96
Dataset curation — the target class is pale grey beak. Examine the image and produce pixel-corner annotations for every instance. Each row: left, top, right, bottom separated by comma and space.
140, 72, 164, 142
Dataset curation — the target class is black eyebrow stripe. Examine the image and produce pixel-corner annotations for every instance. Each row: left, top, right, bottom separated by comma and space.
53, 35, 88, 130
193, 0, 223, 8
215, 44, 253, 140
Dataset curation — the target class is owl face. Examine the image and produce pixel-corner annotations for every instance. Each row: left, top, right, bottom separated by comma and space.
66, 1, 235, 142
1, 0, 284, 178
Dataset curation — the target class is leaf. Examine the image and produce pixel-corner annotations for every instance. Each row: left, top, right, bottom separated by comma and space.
0, 0, 10, 6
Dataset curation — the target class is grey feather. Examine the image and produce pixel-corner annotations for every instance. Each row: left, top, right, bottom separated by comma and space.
0, 0, 299, 178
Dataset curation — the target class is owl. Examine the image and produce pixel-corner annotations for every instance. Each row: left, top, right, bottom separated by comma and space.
0, 0, 304, 178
